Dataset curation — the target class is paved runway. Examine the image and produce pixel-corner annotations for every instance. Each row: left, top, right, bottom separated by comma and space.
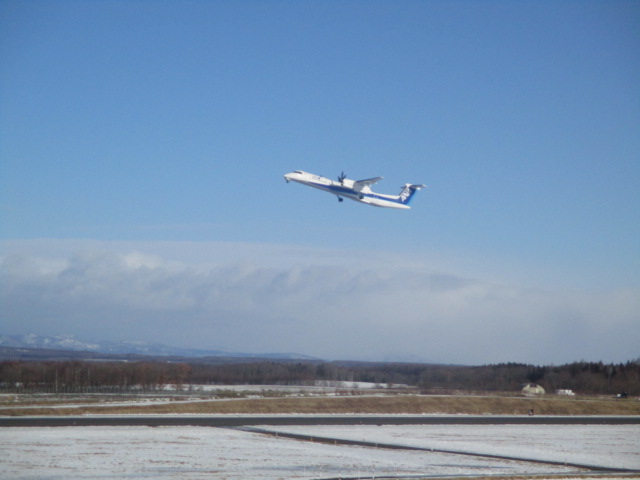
2, 414, 638, 427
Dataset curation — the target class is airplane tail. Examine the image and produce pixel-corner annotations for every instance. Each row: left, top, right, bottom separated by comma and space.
398, 184, 426, 205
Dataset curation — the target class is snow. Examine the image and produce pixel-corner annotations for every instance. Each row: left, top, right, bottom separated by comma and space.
1, 423, 638, 479
265, 424, 640, 470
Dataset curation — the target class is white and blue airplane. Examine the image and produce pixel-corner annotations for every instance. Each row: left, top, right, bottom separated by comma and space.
284, 170, 425, 209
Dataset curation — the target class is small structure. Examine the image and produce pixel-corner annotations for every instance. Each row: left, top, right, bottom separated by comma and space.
522, 383, 545, 396
556, 389, 575, 396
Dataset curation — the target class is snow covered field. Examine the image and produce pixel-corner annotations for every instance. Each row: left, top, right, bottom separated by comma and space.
1, 423, 638, 479
266, 424, 640, 470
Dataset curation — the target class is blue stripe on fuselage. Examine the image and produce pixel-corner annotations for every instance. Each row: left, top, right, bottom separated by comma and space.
311, 182, 403, 205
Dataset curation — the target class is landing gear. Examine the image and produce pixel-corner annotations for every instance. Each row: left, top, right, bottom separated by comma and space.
338, 197, 343, 202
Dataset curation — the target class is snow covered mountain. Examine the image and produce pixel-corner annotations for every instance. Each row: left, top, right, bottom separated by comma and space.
0, 334, 317, 360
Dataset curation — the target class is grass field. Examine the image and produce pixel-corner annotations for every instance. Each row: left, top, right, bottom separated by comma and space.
2, 392, 639, 416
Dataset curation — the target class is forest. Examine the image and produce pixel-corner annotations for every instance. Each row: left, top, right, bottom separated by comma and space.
1, 358, 638, 396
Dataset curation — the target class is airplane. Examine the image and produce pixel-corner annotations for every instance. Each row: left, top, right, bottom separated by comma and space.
284, 170, 425, 209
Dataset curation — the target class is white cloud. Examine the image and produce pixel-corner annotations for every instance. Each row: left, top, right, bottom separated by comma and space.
1, 239, 638, 364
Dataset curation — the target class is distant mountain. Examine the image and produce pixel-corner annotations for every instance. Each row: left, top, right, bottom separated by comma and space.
0, 333, 102, 351
0, 334, 318, 361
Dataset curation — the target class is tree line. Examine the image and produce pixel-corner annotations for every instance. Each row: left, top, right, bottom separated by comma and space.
0, 360, 192, 394
1, 359, 637, 395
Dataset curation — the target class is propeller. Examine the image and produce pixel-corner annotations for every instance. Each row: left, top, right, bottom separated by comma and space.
338, 171, 346, 184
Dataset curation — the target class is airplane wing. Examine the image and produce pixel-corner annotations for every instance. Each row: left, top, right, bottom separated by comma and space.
353, 177, 383, 190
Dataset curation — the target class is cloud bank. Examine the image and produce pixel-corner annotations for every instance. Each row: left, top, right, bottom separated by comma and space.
1, 240, 638, 364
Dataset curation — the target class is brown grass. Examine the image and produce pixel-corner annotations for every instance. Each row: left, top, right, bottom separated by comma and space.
4, 394, 640, 416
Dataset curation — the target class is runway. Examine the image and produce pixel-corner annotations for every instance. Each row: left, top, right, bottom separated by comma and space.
2, 414, 639, 427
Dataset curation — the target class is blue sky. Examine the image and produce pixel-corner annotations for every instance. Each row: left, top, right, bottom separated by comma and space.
1, 1, 639, 364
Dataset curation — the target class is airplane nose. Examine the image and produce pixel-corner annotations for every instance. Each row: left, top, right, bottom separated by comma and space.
284, 172, 298, 182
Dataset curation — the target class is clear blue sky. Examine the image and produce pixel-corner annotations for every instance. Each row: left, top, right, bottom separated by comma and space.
1, 1, 638, 364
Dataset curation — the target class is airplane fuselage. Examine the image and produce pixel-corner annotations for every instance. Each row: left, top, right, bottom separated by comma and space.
284, 170, 424, 209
